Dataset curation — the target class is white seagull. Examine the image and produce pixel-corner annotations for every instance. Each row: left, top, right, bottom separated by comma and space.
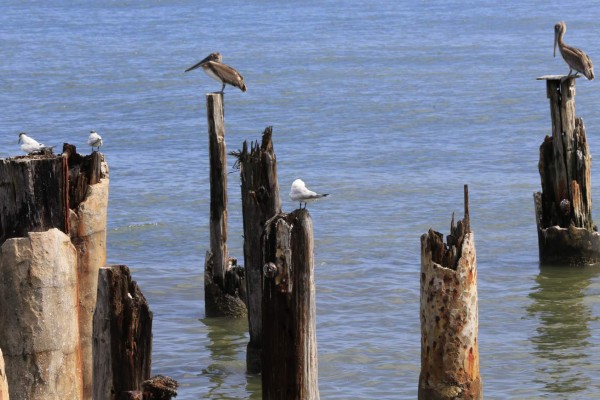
88, 130, 103, 151
289, 179, 329, 209
18, 132, 54, 154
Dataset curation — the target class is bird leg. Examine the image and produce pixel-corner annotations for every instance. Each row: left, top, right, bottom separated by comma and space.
220, 83, 226, 93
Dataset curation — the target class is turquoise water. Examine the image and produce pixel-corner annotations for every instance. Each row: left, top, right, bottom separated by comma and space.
2, 1, 600, 398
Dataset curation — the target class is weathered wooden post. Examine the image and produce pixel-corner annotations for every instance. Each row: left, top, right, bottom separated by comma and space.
92, 265, 153, 400
262, 210, 319, 400
535, 75, 600, 264
233, 126, 281, 373
0, 229, 83, 400
64, 145, 109, 398
204, 93, 246, 317
419, 185, 482, 399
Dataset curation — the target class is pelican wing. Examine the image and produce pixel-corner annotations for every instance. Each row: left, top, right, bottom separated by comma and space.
562, 45, 595, 80
207, 61, 247, 92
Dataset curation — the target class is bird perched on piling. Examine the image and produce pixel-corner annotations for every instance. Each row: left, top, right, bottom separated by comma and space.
18, 132, 54, 154
554, 21, 594, 80
88, 130, 103, 152
185, 52, 247, 93
289, 179, 329, 209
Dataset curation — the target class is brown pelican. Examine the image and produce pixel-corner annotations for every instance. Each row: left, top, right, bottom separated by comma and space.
185, 52, 247, 93
554, 21, 594, 80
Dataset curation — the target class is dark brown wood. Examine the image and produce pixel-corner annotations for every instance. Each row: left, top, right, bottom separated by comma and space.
63, 143, 104, 209
419, 187, 481, 399
233, 126, 281, 373
204, 92, 246, 317
93, 265, 153, 400
142, 375, 179, 400
535, 75, 600, 264
0, 154, 67, 245
262, 210, 319, 400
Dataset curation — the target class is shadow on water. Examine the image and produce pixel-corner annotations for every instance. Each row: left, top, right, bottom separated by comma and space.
526, 263, 600, 395
199, 317, 261, 399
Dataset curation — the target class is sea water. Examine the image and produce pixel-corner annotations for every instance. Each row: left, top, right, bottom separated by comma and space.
1, 1, 600, 398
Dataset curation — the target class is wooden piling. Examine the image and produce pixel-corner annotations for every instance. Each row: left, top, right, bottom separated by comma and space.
233, 126, 282, 373
64, 145, 109, 398
535, 75, 600, 264
262, 210, 319, 400
0, 148, 109, 398
0, 229, 83, 400
419, 185, 481, 400
92, 265, 152, 400
204, 92, 246, 317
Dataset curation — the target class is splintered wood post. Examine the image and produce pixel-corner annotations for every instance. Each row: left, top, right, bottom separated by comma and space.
204, 92, 246, 317
0, 229, 82, 399
419, 185, 481, 400
234, 126, 281, 373
262, 210, 319, 400
64, 144, 109, 399
92, 265, 152, 400
535, 75, 600, 264
0, 148, 109, 398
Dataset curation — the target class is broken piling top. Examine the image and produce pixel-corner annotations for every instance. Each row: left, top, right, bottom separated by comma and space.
419, 185, 482, 399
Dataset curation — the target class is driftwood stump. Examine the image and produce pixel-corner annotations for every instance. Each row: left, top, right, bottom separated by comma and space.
204, 93, 246, 317
92, 265, 152, 400
535, 75, 600, 264
262, 210, 319, 400
419, 186, 482, 399
233, 126, 282, 373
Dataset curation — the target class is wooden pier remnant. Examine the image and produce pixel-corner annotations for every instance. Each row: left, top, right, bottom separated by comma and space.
234, 126, 282, 373
419, 186, 482, 400
0, 148, 108, 399
92, 265, 153, 400
0, 229, 83, 399
535, 75, 600, 264
262, 210, 319, 400
204, 92, 246, 317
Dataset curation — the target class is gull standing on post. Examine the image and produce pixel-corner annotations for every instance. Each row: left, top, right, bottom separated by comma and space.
554, 21, 594, 80
18, 132, 54, 154
185, 52, 247, 93
289, 179, 329, 209
88, 130, 103, 152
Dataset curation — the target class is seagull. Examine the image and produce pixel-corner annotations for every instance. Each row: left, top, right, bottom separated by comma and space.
18, 132, 54, 154
185, 52, 247, 93
289, 179, 329, 209
554, 21, 594, 80
88, 130, 103, 151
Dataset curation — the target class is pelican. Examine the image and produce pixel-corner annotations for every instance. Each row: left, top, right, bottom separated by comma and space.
87, 130, 103, 151
185, 52, 247, 93
554, 21, 594, 80
289, 179, 329, 209
18, 132, 54, 154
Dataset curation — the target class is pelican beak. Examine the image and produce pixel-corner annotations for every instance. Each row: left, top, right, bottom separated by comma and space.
553, 32, 557, 58
184, 54, 214, 72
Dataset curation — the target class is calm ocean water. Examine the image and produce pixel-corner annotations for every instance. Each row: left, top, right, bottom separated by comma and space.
2, 1, 600, 398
